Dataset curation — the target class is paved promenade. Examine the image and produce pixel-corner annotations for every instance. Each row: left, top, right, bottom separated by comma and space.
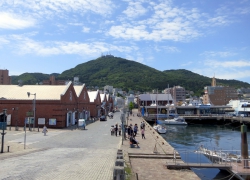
0, 116, 122, 180
121, 109, 200, 180
0, 110, 200, 180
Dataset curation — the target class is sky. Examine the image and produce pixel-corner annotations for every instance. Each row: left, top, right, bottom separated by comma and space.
0, 0, 250, 84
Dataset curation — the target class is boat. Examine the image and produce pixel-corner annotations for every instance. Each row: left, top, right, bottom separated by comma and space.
164, 116, 187, 125
195, 145, 241, 163
153, 124, 167, 134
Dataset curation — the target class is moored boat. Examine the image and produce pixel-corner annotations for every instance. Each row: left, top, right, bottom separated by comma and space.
164, 116, 187, 125
153, 124, 167, 134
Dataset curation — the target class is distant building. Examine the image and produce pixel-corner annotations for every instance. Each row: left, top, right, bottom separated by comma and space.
237, 88, 250, 100
43, 76, 66, 85
104, 85, 113, 94
203, 76, 238, 105
0, 69, 11, 85
125, 94, 135, 106
164, 86, 186, 105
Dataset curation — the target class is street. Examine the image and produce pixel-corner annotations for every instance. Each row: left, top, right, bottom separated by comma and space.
0, 112, 122, 180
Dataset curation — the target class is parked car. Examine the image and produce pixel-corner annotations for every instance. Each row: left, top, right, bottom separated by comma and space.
100, 115, 107, 121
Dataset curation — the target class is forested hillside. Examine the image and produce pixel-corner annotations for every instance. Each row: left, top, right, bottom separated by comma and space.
11, 56, 250, 96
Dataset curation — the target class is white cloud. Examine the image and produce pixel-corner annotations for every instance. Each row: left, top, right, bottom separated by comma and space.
82, 27, 90, 33
0, 12, 36, 29
123, 2, 147, 18
6, 36, 134, 57
194, 68, 250, 81
181, 61, 193, 66
204, 59, 250, 68
201, 51, 237, 58
0, 0, 114, 19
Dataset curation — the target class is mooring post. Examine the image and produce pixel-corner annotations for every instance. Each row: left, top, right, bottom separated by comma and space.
241, 124, 249, 169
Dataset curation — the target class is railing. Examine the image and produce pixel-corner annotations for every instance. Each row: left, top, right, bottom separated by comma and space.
171, 148, 250, 175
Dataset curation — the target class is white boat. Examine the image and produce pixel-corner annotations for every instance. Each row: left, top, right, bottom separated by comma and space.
164, 116, 187, 125
153, 125, 167, 134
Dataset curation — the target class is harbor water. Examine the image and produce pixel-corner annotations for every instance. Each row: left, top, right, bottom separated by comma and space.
160, 124, 250, 180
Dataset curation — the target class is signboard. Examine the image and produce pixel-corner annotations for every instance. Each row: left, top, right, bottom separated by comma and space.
7, 114, 11, 125
49, 118, 56, 125
26, 111, 33, 117
78, 119, 86, 129
38, 118, 45, 125
26, 117, 34, 124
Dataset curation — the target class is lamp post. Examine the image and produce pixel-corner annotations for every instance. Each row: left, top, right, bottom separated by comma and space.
1, 109, 7, 153
27, 92, 36, 131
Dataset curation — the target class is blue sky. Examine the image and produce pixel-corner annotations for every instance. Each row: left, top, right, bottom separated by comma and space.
0, 0, 250, 84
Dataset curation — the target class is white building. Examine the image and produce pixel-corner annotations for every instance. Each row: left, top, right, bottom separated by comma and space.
227, 100, 250, 116
125, 94, 135, 106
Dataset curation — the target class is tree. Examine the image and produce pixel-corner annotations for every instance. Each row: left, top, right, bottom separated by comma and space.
129, 102, 134, 111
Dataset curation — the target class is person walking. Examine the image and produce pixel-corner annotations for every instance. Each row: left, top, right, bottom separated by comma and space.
115, 123, 118, 136
118, 125, 121, 136
141, 128, 145, 139
42, 125, 48, 136
133, 124, 138, 137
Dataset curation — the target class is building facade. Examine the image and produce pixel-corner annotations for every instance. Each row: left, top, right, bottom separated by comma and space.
0, 82, 114, 128
164, 86, 186, 105
43, 75, 66, 85
0, 69, 11, 85
203, 86, 238, 105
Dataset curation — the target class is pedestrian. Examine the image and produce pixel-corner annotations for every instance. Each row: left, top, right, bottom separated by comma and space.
133, 124, 138, 136
141, 121, 145, 129
110, 125, 114, 136
129, 135, 139, 148
118, 125, 121, 136
141, 128, 145, 139
115, 123, 118, 136
42, 125, 48, 136
127, 125, 133, 138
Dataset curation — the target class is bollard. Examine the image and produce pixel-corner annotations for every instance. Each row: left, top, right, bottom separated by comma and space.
115, 159, 124, 166
113, 166, 125, 180
7, 146, 10, 152
117, 155, 123, 159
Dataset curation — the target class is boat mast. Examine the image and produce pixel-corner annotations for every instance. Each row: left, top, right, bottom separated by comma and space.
156, 89, 158, 125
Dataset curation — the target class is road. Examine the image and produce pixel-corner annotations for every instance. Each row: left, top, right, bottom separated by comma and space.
0, 112, 122, 180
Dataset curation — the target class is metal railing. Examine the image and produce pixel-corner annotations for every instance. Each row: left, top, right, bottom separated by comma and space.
172, 148, 250, 175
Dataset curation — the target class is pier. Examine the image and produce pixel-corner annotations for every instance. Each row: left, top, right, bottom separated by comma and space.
121, 109, 200, 180
144, 114, 250, 125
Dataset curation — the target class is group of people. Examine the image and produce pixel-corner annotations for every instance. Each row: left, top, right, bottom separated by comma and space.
110, 123, 121, 136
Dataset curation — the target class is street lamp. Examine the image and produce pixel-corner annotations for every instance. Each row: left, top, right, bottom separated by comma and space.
27, 92, 36, 131
1, 109, 7, 153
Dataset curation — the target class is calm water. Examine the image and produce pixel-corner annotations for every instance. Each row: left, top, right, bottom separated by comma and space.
160, 124, 250, 180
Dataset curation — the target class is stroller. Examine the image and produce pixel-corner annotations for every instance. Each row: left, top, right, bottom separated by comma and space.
110, 125, 115, 136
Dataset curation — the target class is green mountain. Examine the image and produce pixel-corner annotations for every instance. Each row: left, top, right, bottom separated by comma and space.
10, 56, 250, 96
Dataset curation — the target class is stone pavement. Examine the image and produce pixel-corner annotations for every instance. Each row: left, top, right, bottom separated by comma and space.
121, 109, 201, 180
0, 116, 122, 180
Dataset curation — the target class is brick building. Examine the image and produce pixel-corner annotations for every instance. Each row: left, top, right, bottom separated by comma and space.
43, 75, 65, 85
0, 82, 112, 128
0, 69, 11, 85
